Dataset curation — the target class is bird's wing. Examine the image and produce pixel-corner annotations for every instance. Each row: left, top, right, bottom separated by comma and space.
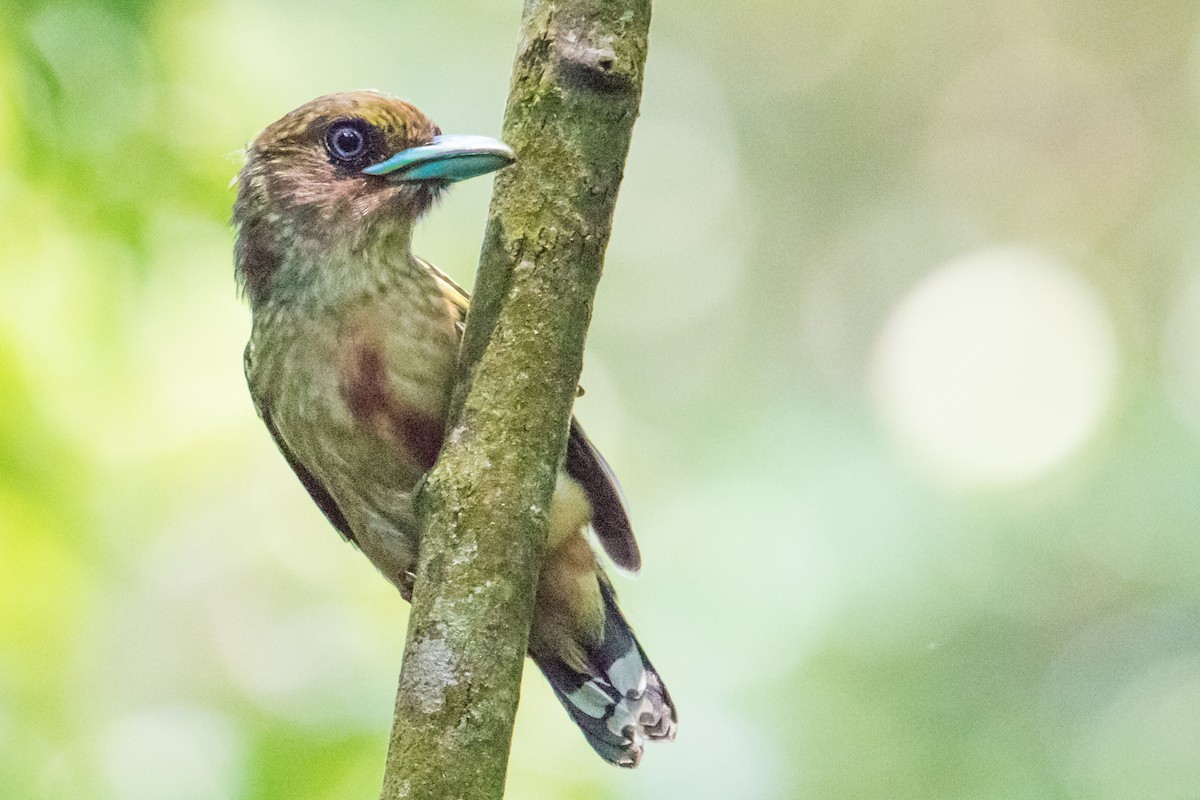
418, 255, 470, 334
415, 256, 641, 573
418, 255, 583, 397
247, 350, 357, 545
564, 421, 641, 573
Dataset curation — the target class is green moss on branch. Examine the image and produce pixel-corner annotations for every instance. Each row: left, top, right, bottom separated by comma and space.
378, 1, 651, 798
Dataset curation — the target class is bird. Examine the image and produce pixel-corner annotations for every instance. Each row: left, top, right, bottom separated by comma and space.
232, 90, 676, 766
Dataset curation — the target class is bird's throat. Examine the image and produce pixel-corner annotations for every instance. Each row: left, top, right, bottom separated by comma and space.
252, 220, 422, 314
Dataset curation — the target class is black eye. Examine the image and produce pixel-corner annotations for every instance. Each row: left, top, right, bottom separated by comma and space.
326, 122, 362, 160
330, 126, 364, 158
324, 118, 375, 166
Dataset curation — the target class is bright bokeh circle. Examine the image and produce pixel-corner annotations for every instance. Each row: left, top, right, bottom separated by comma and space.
871, 247, 1118, 486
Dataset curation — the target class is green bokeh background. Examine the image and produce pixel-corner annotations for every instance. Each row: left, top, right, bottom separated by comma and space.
4, 1, 1200, 798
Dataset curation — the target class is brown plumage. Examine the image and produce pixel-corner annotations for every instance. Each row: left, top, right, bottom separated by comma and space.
233, 91, 675, 765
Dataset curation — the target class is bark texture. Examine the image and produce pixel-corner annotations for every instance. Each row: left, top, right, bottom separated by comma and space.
378, 1, 651, 798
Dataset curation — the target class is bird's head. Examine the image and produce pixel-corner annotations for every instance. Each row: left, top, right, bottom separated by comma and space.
233, 90, 513, 306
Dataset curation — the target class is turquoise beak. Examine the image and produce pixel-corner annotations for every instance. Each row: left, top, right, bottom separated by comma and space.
363, 134, 515, 182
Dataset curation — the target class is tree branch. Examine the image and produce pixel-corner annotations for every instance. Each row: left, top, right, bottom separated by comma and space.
378, 2, 651, 799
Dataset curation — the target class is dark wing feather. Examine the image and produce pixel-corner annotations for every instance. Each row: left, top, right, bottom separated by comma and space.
565, 422, 641, 573
417, 257, 638, 570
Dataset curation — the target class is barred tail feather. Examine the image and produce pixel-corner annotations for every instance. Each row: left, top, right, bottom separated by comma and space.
534, 580, 677, 767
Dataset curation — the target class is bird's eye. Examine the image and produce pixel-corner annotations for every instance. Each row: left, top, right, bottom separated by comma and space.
325, 119, 372, 164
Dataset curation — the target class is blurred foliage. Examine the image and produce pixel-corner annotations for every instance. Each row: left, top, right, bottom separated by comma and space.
4, 1, 1200, 798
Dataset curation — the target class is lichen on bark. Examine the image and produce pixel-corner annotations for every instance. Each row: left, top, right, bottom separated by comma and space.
399, 635, 459, 715
377, 1, 651, 799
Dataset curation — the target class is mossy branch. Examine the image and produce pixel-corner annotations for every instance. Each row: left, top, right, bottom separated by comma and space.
377, 2, 651, 799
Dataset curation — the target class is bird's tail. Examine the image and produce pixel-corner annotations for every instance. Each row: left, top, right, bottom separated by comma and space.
533, 578, 677, 767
